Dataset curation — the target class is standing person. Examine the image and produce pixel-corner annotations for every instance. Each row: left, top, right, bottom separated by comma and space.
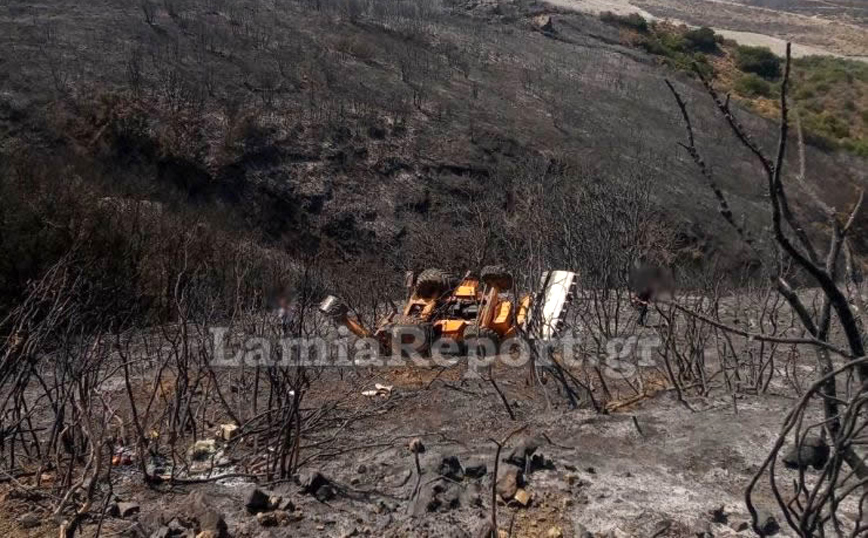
276, 293, 292, 335
629, 257, 674, 327
632, 286, 653, 327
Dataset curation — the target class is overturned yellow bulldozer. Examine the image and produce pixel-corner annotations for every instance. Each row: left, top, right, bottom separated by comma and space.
319, 266, 577, 355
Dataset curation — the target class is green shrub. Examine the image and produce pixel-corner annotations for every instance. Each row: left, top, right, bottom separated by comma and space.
638, 33, 684, 57
735, 46, 781, 79
684, 27, 718, 53
638, 36, 667, 56
842, 138, 868, 158
802, 110, 851, 141
659, 32, 686, 53
734, 73, 773, 98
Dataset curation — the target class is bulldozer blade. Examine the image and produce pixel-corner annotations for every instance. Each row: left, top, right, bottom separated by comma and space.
526, 270, 577, 340
319, 295, 349, 319
319, 295, 373, 338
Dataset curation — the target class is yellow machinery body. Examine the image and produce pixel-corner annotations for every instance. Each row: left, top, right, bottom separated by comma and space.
320, 267, 534, 354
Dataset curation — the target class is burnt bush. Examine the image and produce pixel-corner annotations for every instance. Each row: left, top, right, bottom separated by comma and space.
600, 11, 649, 32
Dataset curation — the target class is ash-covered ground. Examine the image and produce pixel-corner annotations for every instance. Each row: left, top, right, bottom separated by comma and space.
1, 359, 820, 538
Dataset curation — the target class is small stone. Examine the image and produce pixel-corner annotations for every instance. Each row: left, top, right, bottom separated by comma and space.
533, 15, 555, 33
710, 505, 728, 524
217, 424, 238, 441
315, 484, 336, 502
546, 526, 563, 538
755, 510, 780, 536
167, 517, 192, 535
464, 463, 487, 479
256, 512, 279, 527
496, 467, 523, 500
438, 456, 464, 481
357, 464, 368, 474
513, 488, 532, 507
506, 436, 544, 467
118, 502, 141, 518
376, 500, 392, 514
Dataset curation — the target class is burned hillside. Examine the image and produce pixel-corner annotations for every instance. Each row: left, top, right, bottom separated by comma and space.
2, 1, 868, 538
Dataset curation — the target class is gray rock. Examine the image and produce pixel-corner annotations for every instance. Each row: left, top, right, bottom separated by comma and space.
315, 484, 336, 502
496, 467, 523, 500
533, 14, 555, 33
460, 482, 484, 508
464, 462, 487, 479
709, 505, 728, 524
245, 488, 272, 514
17, 512, 41, 529
506, 436, 544, 468
438, 456, 464, 481
118, 502, 141, 518
301, 471, 330, 495
411, 481, 462, 516
167, 518, 194, 536
530, 452, 555, 472
177, 492, 227, 538
199, 509, 228, 538
782, 436, 829, 470
754, 510, 780, 536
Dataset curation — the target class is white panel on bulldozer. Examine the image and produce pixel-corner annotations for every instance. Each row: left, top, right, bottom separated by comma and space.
531, 270, 577, 340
